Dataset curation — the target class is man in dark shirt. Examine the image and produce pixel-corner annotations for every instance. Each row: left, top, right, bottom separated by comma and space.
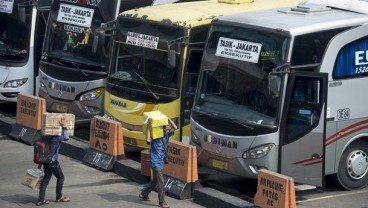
36, 117, 70, 206
139, 118, 177, 208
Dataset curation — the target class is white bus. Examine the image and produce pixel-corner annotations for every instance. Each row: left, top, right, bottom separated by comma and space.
191, 0, 368, 190
0, 0, 50, 102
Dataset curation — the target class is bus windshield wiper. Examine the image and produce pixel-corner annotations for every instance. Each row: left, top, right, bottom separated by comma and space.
68, 60, 88, 77
132, 70, 160, 100
0, 53, 10, 66
50, 57, 66, 67
50, 56, 88, 77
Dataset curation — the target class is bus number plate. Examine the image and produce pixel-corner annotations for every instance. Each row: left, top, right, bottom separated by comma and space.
212, 159, 228, 170
124, 137, 137, 146
55, 103, 68, 113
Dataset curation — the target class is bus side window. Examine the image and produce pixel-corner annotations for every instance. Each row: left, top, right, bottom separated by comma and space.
292, 80, 306, 102
285, 77, 321, 144
183, 49, 202, 124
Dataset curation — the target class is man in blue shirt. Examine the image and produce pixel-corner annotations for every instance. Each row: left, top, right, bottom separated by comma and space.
36, 117, 70, 206
139, 118, 177, 208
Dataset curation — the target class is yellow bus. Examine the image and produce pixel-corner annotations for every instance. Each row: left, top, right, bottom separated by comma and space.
104, 0, 302, 148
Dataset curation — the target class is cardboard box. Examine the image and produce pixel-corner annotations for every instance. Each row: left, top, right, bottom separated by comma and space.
143, 111, 168, 127
41, 113, 75, 136
16, 93, 46, 130
150, 126, 164, 139
142, 119, 165, 139
22, 169, 44, 190
143, 111, 168, 139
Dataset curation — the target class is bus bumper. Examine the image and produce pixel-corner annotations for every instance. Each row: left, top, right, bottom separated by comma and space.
39, 90, 104, 118
122, 127, 150, 149
192, 143, 279, 178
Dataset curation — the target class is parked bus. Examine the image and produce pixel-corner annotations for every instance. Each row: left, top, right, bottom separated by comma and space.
103, 0, 303, 148
38, 0, 177, 118
0, 0, 50, 102
190, 0, 368, 190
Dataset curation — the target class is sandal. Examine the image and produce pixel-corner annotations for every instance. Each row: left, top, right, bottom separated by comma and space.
36, 200, 49, 206
158, 202, 170, 208
139, 194, 151, 201
56, 196, 70, 202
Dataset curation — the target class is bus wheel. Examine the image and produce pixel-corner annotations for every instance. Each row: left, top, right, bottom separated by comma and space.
336, 140, 368, 190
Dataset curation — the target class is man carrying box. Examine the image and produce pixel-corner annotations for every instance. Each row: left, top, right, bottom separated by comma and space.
36, 117, 70, 206
139, 117, 177, 208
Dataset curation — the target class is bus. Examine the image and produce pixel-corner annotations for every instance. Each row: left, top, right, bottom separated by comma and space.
103, 0, 303, 148
38, 0, 176, 118
0, 0, 50, 102
190, 0, 368, 190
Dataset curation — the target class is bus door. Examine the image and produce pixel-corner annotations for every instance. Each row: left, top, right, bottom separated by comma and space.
182, 48, 203, 125
279, 71, 328, 187
34, 6, 49, 95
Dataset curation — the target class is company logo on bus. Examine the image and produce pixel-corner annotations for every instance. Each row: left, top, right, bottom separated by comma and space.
111, 100, 127, 108
60, 0, 101, 7
204, 135, 238, 149
49, 82, 75, 94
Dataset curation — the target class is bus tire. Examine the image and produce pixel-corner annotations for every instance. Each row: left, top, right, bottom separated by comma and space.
335, 140, 368, 190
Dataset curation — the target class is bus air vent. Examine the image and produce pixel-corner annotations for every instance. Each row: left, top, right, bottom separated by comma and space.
278, 4, 332, 15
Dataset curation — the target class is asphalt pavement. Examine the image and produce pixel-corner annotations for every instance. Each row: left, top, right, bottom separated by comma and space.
0, 137, 204, 208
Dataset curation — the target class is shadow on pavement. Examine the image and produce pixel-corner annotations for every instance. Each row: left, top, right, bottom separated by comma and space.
0, 194, 38, 204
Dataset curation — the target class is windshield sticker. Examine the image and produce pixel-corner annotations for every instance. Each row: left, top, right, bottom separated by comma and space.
126, 32, 159, 49
215, 37, 262, 63
64, 24, 83, 33
0, 0, 14, 14
260, 50, 280, 60
57, 3, 94, 27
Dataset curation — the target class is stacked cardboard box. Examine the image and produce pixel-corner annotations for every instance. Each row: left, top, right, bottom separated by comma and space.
41, 113, 75, 136
143, 111, 168, 139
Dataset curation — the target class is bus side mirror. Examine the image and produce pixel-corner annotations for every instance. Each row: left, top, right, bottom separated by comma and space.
92, 30, 105, 54
268, 73, 281, 98
18, 7, 26, 24
167, 49, 176, 69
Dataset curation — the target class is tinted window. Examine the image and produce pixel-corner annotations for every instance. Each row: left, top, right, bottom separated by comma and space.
291, 28, 347, 66
333, 36, 368, 79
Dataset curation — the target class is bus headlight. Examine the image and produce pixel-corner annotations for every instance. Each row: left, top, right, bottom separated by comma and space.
191, 132, 202, 147
4, 78, 28, 88
242, 143, 275, 159
40, 82, 48, 93
79, 88, 104, 101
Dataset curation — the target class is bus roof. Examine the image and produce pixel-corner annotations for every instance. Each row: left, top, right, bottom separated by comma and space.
118, 0, 302, 28
213, 2, 368, 36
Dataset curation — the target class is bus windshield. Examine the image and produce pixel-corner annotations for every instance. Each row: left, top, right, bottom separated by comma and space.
0, 0, 31, 65
108, 18, 184, 100
194, 25, 289, 129
42, 0, 117, 71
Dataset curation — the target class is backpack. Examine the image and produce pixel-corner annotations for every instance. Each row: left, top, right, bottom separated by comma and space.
33, 136, 58, 164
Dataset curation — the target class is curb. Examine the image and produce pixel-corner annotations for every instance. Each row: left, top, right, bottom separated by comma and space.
60, 137, 89, 161
113, 159, 150, 184
0, 116, 15, 136
194, 187, 256, 208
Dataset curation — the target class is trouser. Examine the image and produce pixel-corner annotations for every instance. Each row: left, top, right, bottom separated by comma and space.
38, 161, 64, 201
141, 167, 165, 204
